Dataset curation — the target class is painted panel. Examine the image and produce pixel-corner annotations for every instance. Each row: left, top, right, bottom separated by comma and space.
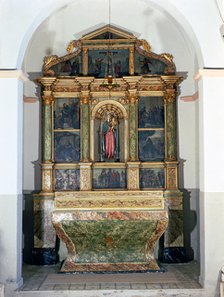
54, 98, 80, 129
138, 97, 164, 128
88, 49, 129, 77
134, 52, 166, 74
138, 130, 164, 161
93, 168, 126, 189
55, 169, 80, 191
51, 55, 82, 76
54, 132, 80, 162
140, 168, 165, 189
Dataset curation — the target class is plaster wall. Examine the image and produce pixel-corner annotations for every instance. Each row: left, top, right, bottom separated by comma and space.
0, 74, 24, 293
23, 100, 41, 191
1, 0, 224, 69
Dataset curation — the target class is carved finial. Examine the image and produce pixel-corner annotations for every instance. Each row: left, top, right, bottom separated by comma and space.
161, 53, 174, 63
140, 39, 151, 52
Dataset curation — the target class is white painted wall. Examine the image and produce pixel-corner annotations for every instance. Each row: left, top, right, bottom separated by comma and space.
0, 73, 24, 295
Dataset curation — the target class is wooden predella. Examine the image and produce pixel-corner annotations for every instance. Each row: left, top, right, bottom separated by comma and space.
33, 25, 185, 271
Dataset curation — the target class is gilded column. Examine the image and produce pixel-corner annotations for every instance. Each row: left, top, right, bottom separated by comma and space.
83, 48, 88, 76
41, 94, 54, 192
129, 90, 138, 161
159, 76, 192, 263
164, 89, 177, 162
32, 77, 58, 265
129, 46, 134, 75
80, 92, 90, 162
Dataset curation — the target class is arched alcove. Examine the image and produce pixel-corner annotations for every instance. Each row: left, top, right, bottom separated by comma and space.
17, 1, 212, 286
91, 100, 129, 162
20, 0, 203, 267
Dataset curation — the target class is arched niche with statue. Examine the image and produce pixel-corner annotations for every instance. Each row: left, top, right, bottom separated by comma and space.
33, 25, 188, 272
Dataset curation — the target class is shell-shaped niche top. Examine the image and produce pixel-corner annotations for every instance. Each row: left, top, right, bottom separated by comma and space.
42, 24, 175, 77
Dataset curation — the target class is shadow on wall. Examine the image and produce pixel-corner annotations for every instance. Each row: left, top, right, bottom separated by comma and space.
178, 159, 197, 261
23, 191, 34, 264
182, 188, 196, 260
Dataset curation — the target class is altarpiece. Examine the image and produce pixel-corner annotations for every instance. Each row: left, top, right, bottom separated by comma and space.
33, 25, 185, 271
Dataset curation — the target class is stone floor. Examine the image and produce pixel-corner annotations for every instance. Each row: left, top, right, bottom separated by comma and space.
11, 261, 213, 296
20, 261, 201, 291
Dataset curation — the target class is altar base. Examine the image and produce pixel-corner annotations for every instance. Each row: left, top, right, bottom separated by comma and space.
52, 191, 168, 273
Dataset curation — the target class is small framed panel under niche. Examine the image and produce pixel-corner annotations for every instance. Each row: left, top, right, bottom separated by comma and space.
92, 163, 127, 190
140, 163, 165, 190
54, 165, 80, 191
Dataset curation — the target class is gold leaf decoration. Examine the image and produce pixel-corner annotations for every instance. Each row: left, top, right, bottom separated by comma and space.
140, 39, 151, 52
66, 40, 78, 54
161, 53, 174, 63
43, 55, 58, 67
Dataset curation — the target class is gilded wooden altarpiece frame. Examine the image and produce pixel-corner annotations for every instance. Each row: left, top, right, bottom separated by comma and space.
33, 25, 186, 271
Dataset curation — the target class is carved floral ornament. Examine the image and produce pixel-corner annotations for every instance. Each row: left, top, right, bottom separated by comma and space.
80, 95, 90, 105
42, 95, 54, 105
163, 90, 176, 104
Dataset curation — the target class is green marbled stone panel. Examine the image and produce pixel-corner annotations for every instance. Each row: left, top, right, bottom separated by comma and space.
42, 104, 52, 161
81, 104, 90, 160
166, 103, 176, 159
62, 220, 158, 263
164, 209, 183, 247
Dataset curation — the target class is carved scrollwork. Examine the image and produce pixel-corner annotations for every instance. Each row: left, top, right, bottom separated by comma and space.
128, 168, 139, 190
140, 39, 152, 52
161, 53, 174, 63
167, 167, 177, 189
66, 40, 79, 54
43, 55, 58, 67
80, 168, 91, 190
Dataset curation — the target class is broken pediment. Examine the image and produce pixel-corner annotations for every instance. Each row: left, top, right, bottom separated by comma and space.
43, 25, 176, 77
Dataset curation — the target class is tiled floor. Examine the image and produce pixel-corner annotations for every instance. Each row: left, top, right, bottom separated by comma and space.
20, 261, 201, 291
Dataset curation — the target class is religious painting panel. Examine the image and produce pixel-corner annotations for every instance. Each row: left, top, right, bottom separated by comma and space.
93, 168, 126, 189
138, 130, 165, 161
140, 167, 165, 189
54, 98, 80, 129
55, 169, 80, 191
54, 132, 80, 162
138, 97, 164, 128
50, 54, 82, 76
134, 52, 166, 75
88, 49, 129, 77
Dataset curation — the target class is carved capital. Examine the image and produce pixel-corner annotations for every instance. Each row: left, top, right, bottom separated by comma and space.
163, 90, 176, 104
128, 94, 138, 104
42, 95, 54, 105
80, 94, 90, 105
